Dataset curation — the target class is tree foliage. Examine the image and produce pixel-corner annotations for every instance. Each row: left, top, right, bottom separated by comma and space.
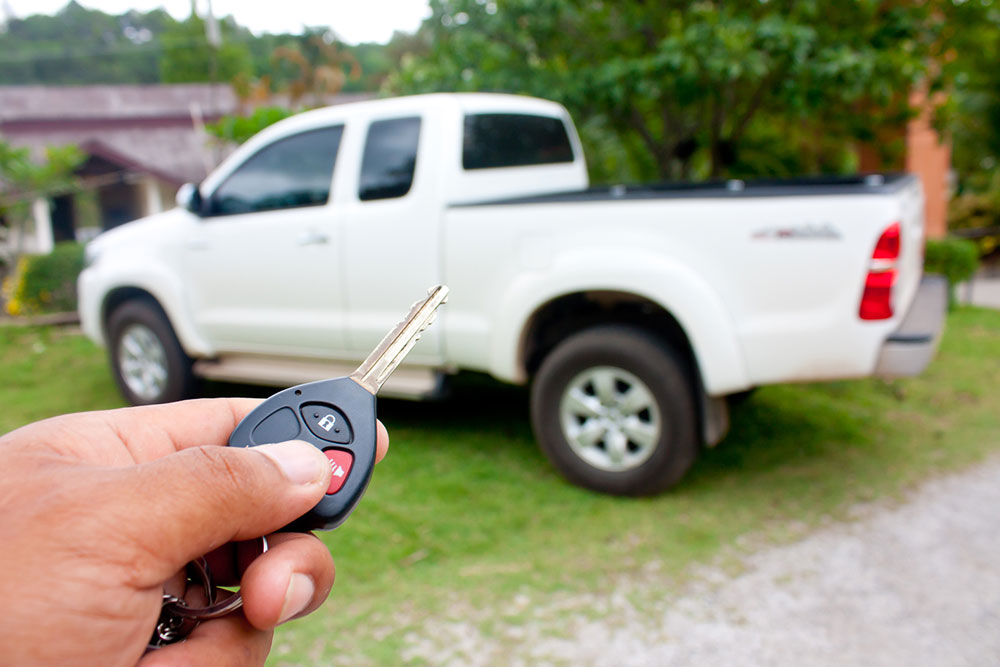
943, 0, 1000, 194
0, 1, 170, 84
0, 140, 84, 267
204, 106, 295, 145
0, 4, 395, 91
269, 31, 361, 106
159, 11, 252, 83
389, 0, 977, 183
3, 1, 994, 193
0, 141, 83, 218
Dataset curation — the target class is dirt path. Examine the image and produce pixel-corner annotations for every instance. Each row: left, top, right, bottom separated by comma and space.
401, 457, 1000, 666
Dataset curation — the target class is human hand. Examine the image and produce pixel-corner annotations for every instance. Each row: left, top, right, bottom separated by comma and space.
0, 398, 389, 666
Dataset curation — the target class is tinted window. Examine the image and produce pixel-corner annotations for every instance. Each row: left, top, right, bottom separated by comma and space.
358, 117, 421, 201
463, 114, 574, 170
208, 126, 343, 216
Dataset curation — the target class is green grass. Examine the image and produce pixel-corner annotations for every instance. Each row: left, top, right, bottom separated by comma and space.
1, 309, 999, 664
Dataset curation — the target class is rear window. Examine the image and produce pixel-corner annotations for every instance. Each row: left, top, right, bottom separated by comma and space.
463, 113, 574, 170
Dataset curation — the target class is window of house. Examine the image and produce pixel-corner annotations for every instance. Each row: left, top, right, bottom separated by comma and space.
208, 125, 343, 216
358, 117, 421, 201
463, 114, 574, 170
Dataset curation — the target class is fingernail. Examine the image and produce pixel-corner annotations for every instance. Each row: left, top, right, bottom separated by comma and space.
257, 440, 326, 485
279, 573, 315, 624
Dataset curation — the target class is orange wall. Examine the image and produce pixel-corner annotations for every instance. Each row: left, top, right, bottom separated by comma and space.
857, 88, 950, 240
905, 90, 951, 240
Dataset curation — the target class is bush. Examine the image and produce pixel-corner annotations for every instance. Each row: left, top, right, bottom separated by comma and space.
948, 192, 1000, 259
206, 107, 295, 145
924, 238, 980, 305
3, 242, 85, 316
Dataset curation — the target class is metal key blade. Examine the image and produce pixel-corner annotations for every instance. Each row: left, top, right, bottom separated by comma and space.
349, 285, 449, 394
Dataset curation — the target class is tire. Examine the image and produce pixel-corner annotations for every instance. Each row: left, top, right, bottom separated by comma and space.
107, 299, 195, 405
530, 325, 699, 496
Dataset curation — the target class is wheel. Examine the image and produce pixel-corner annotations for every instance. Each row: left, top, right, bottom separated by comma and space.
107, 299, 195, 405
530, 325, 699, 496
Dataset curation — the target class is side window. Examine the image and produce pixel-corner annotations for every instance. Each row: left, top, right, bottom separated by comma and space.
208, 125, 343, 216
358, 116, 421, 201
463, 114, 574, 170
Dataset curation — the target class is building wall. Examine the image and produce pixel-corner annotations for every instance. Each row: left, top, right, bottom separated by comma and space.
97, 180, 141, 230
905, 90, 951, 240
858, 89, 951, 241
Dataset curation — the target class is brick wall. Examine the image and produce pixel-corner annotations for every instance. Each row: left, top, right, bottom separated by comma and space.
905, 89, 951, 240
858, 88, 951, 240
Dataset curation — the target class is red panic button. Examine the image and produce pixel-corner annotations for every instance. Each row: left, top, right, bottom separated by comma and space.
324, 449, 354, 495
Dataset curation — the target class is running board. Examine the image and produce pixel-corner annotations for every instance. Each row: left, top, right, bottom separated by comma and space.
193, 356, 443, 399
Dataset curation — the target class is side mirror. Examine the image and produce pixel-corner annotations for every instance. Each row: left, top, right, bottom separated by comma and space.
175, 183, 204, 215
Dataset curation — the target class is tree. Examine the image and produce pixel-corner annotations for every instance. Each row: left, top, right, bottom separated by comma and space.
0, 1, 169, 84
204, 106, 294, 145
159, 7, 252, 83
943, 0, 1000, 194
0, 140, 83, 266
210, 31, 365, 147
271, 30, 361, 107
388, 0, 974, 183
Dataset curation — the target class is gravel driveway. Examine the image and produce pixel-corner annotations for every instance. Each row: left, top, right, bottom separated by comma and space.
402, 457, 1000, 666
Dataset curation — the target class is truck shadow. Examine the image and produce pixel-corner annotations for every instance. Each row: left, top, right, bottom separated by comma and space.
685, 385, 879, 493
202, 374, 872, 495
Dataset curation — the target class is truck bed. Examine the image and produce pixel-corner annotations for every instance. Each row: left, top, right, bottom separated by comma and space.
456, 173, 917, 207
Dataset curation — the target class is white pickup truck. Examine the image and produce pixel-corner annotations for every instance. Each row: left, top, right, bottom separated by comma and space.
79, 93, 946, 495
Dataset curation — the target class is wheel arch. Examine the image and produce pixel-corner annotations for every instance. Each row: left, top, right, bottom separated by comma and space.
101, 286, 164, 340
98, 281, 213, 358
520, 290, 697, 380
485, 246, 750, 397
512, 281, 748, 395
516, 289, 737, 447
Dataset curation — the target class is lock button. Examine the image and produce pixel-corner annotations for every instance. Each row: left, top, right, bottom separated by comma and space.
300, 403, 353, 444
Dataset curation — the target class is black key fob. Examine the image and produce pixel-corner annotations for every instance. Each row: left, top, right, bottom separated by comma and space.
229, 377, 376, 532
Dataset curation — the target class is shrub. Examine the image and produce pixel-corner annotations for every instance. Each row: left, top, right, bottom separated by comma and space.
924, 237, 980, 306
949, 192, 1000, 258
3, 242, 85, 315
206, 107, 295, 145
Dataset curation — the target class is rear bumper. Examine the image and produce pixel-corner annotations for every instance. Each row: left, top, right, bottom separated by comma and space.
874, 274, 947, 378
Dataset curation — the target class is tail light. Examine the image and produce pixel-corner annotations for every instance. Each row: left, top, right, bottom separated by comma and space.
859, 222, 901, 320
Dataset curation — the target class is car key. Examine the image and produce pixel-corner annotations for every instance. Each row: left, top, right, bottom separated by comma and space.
228, 284, 449, 532
148, 286, 449, 649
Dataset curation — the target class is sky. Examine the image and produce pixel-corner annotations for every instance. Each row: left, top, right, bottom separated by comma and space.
4, 0, 433, 44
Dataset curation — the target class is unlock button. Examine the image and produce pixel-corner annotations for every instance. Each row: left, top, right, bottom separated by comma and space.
300, 403, 353, 444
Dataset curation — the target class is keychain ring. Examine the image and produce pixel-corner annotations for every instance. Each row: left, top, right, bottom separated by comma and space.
164, 535, 269, 620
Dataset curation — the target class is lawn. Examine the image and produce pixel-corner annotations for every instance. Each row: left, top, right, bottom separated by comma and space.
1, 308, 998, 664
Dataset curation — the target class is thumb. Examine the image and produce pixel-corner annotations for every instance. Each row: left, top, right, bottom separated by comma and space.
113, 440, 331, 584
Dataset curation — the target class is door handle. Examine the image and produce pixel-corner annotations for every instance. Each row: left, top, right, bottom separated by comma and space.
297, 230, 329, 246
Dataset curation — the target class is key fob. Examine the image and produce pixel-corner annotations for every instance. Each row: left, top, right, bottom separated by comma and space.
228, 377, 377, 532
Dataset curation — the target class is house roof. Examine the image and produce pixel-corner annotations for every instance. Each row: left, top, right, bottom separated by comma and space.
0, 84, 373, 186
0, 83, 238, 122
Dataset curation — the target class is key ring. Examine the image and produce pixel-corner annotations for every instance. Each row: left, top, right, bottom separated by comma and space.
164, 535, 269, 620
149, 556, 216, 648
149, 536, 269, 648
